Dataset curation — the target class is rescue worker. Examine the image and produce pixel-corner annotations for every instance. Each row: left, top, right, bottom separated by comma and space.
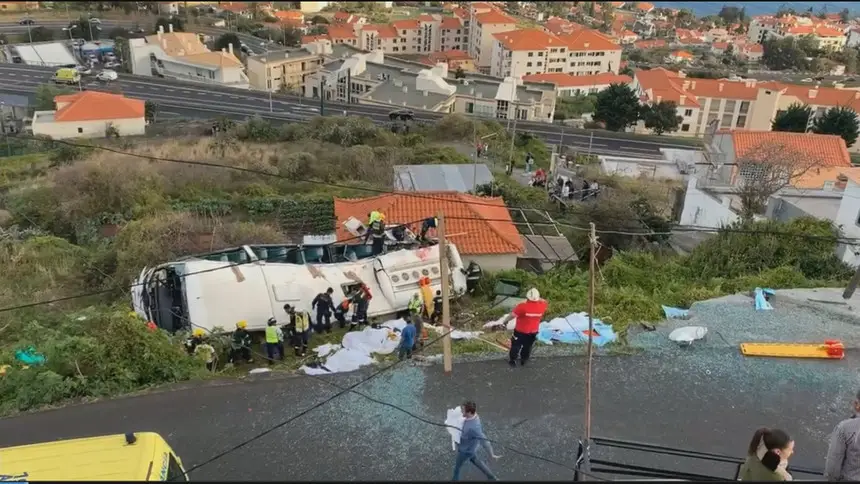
230, 320, 254, 364
350, 284, 371, 330
497, 287, 548, 367
185, 328, 206, 355
367, 210, 383, 225
334, 297, 351, 329
285, 305, 311, 357
312, 287, 336, 334
366, 214, 386, 256
407, 292, 424, 349
265, 317, 284, 364
464, 261, 482, 295
195, 336, 216, 372
430, 289, 443, 325
419, 217, 438, 242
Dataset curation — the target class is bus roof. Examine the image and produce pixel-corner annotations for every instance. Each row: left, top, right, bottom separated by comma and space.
0, 432, 168, 481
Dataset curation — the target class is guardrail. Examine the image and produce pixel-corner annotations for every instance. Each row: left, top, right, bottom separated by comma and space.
574, 436, 825, 481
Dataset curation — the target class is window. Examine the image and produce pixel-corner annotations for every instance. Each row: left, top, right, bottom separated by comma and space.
724, 100, 736, 112
721, 113, 733, 127
528, 52, 534, 57
466, 102, 474, 114
526, 62, 532, 67
684, 109, 693, 117
166, 454, 187, 482
736, 115, 747, 128
739, 101, 750, 114
681, 123, 690, 132
77, 127, 83, 133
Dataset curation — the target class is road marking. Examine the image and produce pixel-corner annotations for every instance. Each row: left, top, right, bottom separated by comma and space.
167, 88, 175, 92
6, 73, 14, 76
214, 94, 222, 97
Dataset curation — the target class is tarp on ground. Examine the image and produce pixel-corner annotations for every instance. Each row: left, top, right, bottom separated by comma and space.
483, 312, 618, 347
300, 319, 405, 375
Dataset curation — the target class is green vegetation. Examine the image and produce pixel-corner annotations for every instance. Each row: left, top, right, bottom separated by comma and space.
813, 106, 860, 148
592, 83, 641, 132
553, 93, 598, 121
640, 101, 683, 135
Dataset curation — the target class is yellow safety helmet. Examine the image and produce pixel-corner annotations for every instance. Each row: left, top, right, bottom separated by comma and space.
237, 320, 247, 329
192, 328, 205, 338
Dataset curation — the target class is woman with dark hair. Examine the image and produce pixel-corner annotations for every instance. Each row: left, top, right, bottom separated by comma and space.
739, 427, 795, 481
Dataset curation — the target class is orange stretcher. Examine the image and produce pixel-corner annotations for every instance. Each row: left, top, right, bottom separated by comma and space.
740, 340, 845, 360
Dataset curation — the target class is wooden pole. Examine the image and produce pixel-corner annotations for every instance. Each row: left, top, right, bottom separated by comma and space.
438, 211, 453, 374
843, 264, 860, 299
583, 222, 597, 475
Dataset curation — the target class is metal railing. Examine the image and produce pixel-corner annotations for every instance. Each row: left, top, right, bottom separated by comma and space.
574, 436, 825, 481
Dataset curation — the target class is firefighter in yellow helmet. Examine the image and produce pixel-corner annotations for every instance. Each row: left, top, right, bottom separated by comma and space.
185, 328, 205, 355
186, 328, 216, 371
230, 320, 253, 364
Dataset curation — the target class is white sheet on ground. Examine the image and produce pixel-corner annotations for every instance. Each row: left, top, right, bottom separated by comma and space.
668, 326, 708, 345
428, 324, 483, 340
445, 406, 464, 451
300, 319, 407, 375
482, 315, 516, 331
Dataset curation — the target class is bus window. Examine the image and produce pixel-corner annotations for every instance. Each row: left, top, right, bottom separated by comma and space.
166, 454, 187, 482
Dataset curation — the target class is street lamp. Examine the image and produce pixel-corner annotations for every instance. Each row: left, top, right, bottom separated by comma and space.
24, 13, 32, 44
63, 25, 78, 42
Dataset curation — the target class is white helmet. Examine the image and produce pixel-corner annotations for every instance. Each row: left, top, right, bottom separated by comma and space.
526, 288, 540, 302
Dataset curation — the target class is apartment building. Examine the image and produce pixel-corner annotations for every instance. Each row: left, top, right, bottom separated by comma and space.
421, 50, 477, 72
467, 3, 517, 74
128, 25, 249, 88
632, 67, 860, 150
781, 24, 847, 50
246, 40, 330, 92
748, 14, 848, 49
490, 28, 621, 78
316, 13, 465, 55
303, 47, 555, 122
522, 72, 631, 97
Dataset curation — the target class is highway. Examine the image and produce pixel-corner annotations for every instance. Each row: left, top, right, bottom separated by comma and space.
0, 64, 696, 158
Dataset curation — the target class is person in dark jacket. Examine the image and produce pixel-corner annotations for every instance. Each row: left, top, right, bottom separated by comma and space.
230, 320, 253, 364
824, 390, 860, 481
419, 217, 438, 242
430, 289, 443, 325
333, 298, 351, 329
312, 287, 335, 334
738, 427, 794, 481
464, 261, 482, 295
350, 284, 371, 329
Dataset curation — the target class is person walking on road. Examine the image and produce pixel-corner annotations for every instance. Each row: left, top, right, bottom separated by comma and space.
824, 390, 860, 481
739, 427, 794, 481
312, 287, 335, 334
452, 400, 501, 481
497, 287, 548, 367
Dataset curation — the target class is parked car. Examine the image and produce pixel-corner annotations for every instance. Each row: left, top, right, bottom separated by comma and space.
104, 61, 121, 69
75, 65, 92, 75
18, 18, 35, 25
96, 69, 118, 82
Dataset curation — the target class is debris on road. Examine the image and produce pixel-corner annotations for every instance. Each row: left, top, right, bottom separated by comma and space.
668, 326, 708, 347
662, 305, 690, 320
754, 287, 775, 311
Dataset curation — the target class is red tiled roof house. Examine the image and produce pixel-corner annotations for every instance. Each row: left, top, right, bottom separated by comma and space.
32, 91, 146, 139
334, 192, 525, 271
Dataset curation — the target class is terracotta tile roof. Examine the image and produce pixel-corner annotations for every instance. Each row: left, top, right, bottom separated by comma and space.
611, 1, 625, 6
181, 51, 244, 68
671, 50, 693, 58
333, 193, 524, 255
145, 32, 209, 56
475, 10, 516, 25
634, 39, 666, 49
544, 16, 584, 35
493, 28, 565, 51
452, 7, 468, 19
793, 166, 848, 189
54, 91, 145, 122
328, 24, 357, 39
302, 34, 327, 43
758, 80, 860, 111
635, 2, 654, 12
392, 19, 420, 30
440, 16, 462, 29
743, 44, 763, 53
363, 24, 399, 38
523, 72, 631, 88
418, 13, 435, 22
556, 28, 621, 51
712, 42, 729, 50
333, 11, 351, 21
274, 10, 303, 21
220, 2, 249, 13
731, 131, 851, 168
840, 167, 860, 185
470, 2, 495, 12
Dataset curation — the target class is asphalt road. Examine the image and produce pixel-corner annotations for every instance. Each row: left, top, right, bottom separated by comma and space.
0, 63, 693, 158
0, 19, 143, 34
0, 353, 840, 481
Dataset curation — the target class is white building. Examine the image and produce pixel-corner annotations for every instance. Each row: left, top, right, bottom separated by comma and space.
128, 24, 249, 89
522, 72, 631, 97
490, 28, 622, 79
32, 91, 146, 139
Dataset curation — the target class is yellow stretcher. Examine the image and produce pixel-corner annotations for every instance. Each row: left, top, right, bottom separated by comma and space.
740, 340, 845, 360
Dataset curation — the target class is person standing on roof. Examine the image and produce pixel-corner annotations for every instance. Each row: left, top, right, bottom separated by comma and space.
824, 390, 860, 481
430, 289, 443, 325
497, 288, 548, 367
230, 320, 253, 364
265, 317, 284, 365
368, 210, 383, 225
366, 213, 387, 256
312, 287, 336, 334
419, 216, 438, 243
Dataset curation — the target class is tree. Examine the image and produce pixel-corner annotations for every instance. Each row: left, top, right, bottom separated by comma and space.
762, 37, 807, 71
735, 142, 820, 219
281, 26, 302, 46
310, 15, 329, 24
106, 26, 128, 40
35, 84, 73, 111
592, 83, 640, 131
145, 101, 159, 124
453, 66, 466, 79
640, 100, 682, 135
29, 26, 54, 42
813, 107, 860, 148
717, 6, 745, 24
153, 16, 184, 34
307, 24, 328, 35
214, 33, 241, 52
771, 103, 812, 132
69, 16, 100, 41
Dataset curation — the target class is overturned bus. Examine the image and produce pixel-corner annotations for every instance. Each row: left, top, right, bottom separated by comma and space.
131, 242, 470, 333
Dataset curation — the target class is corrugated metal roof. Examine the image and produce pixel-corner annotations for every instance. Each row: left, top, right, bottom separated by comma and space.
393, 164, 494, 192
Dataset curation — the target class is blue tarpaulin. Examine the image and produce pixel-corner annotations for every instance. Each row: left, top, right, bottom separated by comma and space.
536, 312, 618, 347
15, 347, 45, 366
662, 305, 690, 319
755, 287, 775, 311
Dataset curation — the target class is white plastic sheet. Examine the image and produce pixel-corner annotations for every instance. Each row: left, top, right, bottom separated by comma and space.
482, 315, 515, 331
300, 319, 407, 375
428, 324, 484, 340
668, 326, 708, 346
445, 406, 465, 451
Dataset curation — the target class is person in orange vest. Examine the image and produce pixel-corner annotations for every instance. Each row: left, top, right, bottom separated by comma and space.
497, 288, 548, 367
333, 297, 351, 329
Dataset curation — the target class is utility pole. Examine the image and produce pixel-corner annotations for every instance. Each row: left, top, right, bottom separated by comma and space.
264, 45, 272, 112
842, 264, 860, 299
587, 131, 594, 158
25, 13, 32, 44
320, 76, 326, 116
346, 69, 352, 105
582, 222, 598, 476
438, 211, 453, 374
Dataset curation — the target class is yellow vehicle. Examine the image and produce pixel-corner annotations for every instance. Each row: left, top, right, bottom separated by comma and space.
0, 432, 188, 481
51, 67, 80, 85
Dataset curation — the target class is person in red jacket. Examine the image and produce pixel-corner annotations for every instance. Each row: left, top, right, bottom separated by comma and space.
498, 288, 548, 367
